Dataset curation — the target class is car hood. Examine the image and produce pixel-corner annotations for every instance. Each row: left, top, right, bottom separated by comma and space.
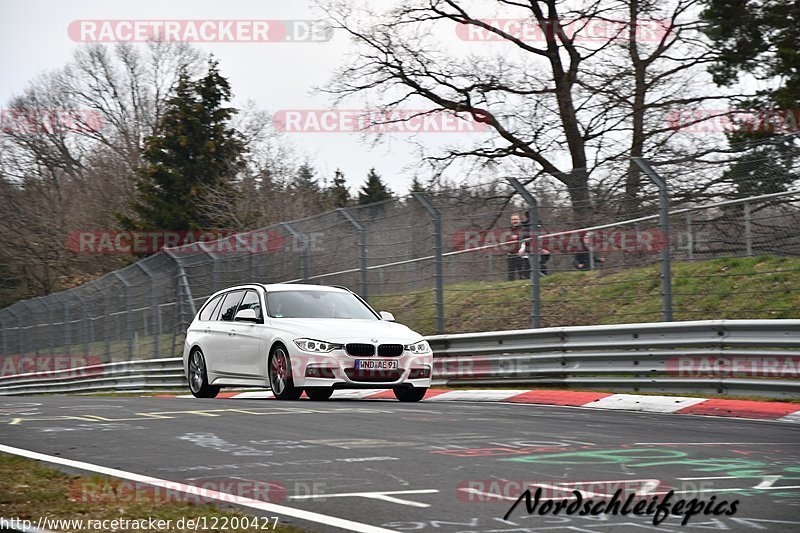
266, 318, 421, 342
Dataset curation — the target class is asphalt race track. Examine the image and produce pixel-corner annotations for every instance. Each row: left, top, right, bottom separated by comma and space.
2, 395, 799, 532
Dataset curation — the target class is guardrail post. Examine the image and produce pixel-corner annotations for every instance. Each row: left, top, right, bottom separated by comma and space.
507, 178, 541, 328
632, 157, 673, 322
112, 272, 134, 361
282, 223, 310, 282
743, 201, 753, 256
412, 193, 444, 334
337, 208, 368, 300
686, 212, 694, 260
135, 262, 160, 360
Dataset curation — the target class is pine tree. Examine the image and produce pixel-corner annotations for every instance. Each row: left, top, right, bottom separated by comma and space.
122, 59, 244, 232
409, 176, 427, 193
702, 0, 800, 197
293, 162, 319, 193
327, 169, 350, 208
358, 168, 393, 205
290, 162, 323, 213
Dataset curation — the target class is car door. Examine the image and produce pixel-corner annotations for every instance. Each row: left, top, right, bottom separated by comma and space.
227, 289, 266, 378
206, 289, 245, 375
193, 293, 224, 367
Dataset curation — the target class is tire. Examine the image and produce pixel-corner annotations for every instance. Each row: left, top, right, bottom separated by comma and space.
305, 387, 334, 401
393, 386, 427, 402
188, 349, 221, 399
269, 345, 302, 400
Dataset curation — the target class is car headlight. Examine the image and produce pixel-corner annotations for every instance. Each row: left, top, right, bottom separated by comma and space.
294, 339, 343, 353
404, 340, 431, 354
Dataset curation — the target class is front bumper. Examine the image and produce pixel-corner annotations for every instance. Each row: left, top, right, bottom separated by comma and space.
287, 347, 433, 389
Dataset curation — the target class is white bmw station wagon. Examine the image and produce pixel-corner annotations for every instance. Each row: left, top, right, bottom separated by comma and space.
183, 284, 433, 402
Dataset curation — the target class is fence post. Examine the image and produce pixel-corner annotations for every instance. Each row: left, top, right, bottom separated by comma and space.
632, 157, 673, 322
338, 208, 368, 300
136, 262, 159, 360
89, 280, 111, 363
42, 295, 57, 355
411, 193, 444, 334
28, 298, 46, 356
507, 178, 541, 328
18, 301, 36, 356
163, 249, 198, 356
7, 308, 22, 356
233, 233, 258, 281
112, 272, 134, 361
71, 291, 90, 356
60, 294, 71, 356
744, 201, 753, 256
282, 223, 310, 282
686, 212, 694, 260
0, 312, 6, 357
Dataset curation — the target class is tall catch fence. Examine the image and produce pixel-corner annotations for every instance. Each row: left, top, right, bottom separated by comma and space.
1, 158, 799, 366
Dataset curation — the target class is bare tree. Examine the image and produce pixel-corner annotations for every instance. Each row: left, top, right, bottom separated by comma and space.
318, 0, 752, 222
0, 42, 203, 305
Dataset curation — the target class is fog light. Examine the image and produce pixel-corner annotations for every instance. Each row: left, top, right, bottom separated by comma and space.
408, 367, 431, 379
305, 366, 335, 378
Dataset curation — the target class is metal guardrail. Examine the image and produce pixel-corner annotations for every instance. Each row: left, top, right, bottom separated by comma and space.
0, 320, 798, 397
429, 319, 800, 398
0, 358, 185, 396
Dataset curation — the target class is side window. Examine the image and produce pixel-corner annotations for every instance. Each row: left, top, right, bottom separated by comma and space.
218, 290, 246, 322
238, 290, 263, 321
198, 294, 223, 322
209, 294, 226, 321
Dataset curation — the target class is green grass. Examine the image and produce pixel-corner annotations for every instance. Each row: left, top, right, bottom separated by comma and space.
0, 454, 309, 532
11, 255, 800, 358
370, 255, 800, 335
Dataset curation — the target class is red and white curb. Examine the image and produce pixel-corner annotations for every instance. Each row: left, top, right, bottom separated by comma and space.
165, 389, 800, 423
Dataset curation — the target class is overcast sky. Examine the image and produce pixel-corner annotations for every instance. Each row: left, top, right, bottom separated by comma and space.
0, 0, 491, 194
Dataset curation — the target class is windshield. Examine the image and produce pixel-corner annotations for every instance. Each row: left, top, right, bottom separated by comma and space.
266, 290, 378, 320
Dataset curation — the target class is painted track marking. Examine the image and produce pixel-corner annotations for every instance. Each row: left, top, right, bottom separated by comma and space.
0, 444, 399, 533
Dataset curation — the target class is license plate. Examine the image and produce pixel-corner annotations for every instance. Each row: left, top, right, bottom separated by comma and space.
354, 359, 399, 370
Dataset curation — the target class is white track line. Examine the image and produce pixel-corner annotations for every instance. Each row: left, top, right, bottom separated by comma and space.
0, 444, 398, 533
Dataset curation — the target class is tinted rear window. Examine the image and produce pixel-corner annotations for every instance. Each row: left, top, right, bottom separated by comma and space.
198, 294, 223, 321
218, 290, 246, 321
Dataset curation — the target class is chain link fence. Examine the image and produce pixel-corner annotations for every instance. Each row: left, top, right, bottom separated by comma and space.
1, 158, 799, 367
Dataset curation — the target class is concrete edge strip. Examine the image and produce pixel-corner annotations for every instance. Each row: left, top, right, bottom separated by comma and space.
171, 389, 800, 422
0, 444, 399, 533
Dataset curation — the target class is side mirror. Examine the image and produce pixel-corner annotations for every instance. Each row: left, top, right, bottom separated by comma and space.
235, 308, 260, 323
379, 311, 395, 322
